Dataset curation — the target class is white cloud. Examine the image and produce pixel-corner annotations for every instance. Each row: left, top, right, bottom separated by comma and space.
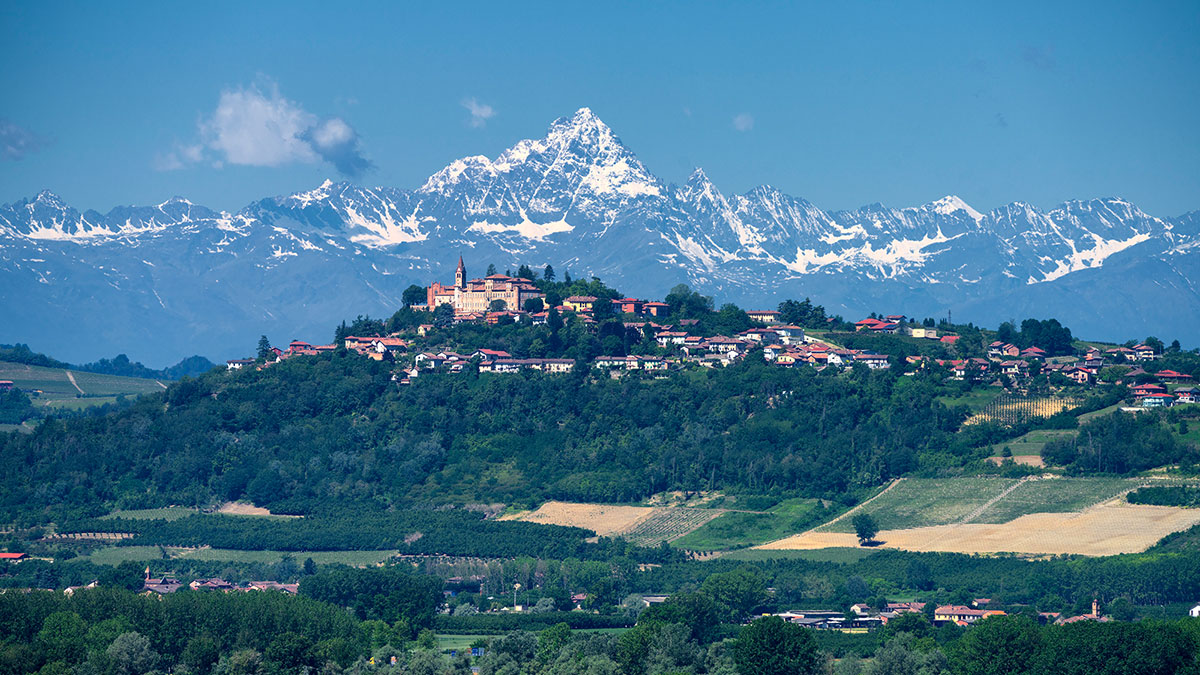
732, 113, 754, 132
0, 119, 47, 160
203, 84, 319, 166
462, 98, 496, 128
160, 81, 372, 177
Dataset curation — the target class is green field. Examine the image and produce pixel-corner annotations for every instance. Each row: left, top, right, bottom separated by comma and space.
990, 429, 1077, 457
972, 477, 1139, 523
77, 546, 398, 566
822, 478, 1020, 532
0, 360, 165, 411
936, 388, 1005, 412
671, 498, 829, 551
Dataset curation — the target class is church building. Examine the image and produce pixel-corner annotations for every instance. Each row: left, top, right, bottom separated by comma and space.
426, 257, 545, 314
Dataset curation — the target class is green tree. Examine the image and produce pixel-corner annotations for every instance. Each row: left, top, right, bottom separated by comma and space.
537, 623, 571, 661
256, 335, 273, 360
488, 299, 508, 312
732, 616, 820, 675
402, 284, 427, 308
852, 513, 879, 545
486, 264, 497, 276
951, 616, 1041, 675
37, 612, 88, 665
700, 567, 766, 622
106, 632, 159, 675
433, 303, 455, 329
524, 297, 545, 313
543, 264, 555, 281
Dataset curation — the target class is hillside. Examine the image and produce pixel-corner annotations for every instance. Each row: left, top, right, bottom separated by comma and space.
0, 360, 167, 431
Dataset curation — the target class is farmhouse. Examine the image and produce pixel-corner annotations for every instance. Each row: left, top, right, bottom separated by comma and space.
0, 380, 12, 392
934, 605, 1006, 625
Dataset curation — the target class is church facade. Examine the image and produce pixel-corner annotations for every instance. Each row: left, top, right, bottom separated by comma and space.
426, 257, 545, 314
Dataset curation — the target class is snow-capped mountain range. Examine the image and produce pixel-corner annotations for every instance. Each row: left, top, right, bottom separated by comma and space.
3, 108, 1198, 365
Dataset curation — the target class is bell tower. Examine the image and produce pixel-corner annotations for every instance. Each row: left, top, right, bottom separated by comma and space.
455, 255, 466, 289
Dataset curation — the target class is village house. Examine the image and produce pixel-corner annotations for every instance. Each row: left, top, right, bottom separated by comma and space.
1019, 346, 1047, 360
934, 605, 1006, 625
0, 380, 13, 392
854, 353, 891, 370
988, 342, 1021, 359
1190, 603, 1200, 619
1133, 343, 1159, 361
772, 325, 806, 345
1000, 360, 1029, 377
244, 581, 299, 594
746, 309, 781, 324
703, 336, 748, 354
1174, 387, 1199, 404
737, 328, 780, 343
655, 331, 689, 347
642, 301, 669, 317
472, 348, 512, 360
905, 326, 938, 339
1141, 392, 1175, 408
1132, 383, 1166, 397
1061, 366, 1095, 385
426, 258, 544, 314
563, 295, 599, 313
616, 298, 644, 315
190, 578, 235, 592
1157, 369, 1193, 383
143, 569, 182, 595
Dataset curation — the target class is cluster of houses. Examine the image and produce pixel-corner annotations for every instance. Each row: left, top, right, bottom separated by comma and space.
141, 569, 298, 596
763, 599, 1113, 632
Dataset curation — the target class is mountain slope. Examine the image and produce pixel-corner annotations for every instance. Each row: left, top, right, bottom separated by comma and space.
1, 108, 1197, 365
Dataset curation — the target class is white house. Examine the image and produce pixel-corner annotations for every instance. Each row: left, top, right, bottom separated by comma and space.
1190, 604, 1200, 618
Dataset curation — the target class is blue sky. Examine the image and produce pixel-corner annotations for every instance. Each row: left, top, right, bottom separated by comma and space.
2, 1, 1198, 216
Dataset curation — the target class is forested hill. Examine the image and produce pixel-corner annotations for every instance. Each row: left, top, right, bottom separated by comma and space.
0, 347, 986, 525
0, 343, 215, 380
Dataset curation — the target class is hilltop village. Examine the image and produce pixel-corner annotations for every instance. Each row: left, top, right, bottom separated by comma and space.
228, 259, 1197, 408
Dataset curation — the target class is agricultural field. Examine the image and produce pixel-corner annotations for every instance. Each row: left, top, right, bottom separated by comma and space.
963, 395, 1081, 427
971, 477, 1139, 524
503, 501, 655, 536
935, 388, 1004, 413
623, 508, 722, 547
821, 478, 1021, 533
670, 498, 828, 551
0, 360, 165, 411
505, 501, 721, 545
759, 500, 1200, 556
989, 429, 1076, 460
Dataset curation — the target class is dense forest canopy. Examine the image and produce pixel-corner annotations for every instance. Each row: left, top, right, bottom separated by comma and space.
0, 347, 989, 525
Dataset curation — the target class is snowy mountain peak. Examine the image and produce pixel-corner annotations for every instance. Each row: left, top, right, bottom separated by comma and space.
927, 195, 984, 223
